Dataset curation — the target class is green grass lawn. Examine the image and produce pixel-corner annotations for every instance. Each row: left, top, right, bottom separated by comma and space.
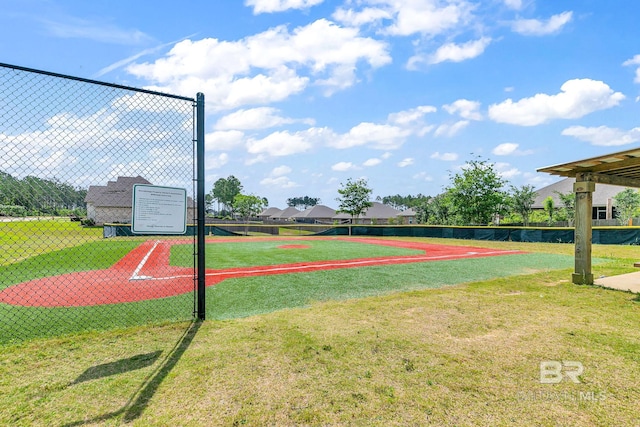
0, 238, 638, 425
0, 219, 102, 266
2, 230, 640, 425
1, 236, 577, 344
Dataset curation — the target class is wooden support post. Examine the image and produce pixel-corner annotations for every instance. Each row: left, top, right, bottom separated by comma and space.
572, 178, 595, 285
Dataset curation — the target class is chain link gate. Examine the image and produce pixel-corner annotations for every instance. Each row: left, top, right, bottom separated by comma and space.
0, 63, 205, 344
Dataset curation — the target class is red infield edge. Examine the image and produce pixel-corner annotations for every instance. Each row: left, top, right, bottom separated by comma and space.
0, 237, 525, 307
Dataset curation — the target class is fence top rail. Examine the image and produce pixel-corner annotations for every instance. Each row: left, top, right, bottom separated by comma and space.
0, 62, 195, 102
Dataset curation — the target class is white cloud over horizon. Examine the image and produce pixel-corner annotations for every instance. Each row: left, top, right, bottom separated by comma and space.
488, 79, 624, 126
561, 125, 640, 146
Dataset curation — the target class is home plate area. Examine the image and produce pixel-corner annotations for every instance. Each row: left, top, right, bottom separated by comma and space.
0, 238, 523, 307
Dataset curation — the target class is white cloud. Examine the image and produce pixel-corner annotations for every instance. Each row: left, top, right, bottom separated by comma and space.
330, 122, 412, 150
397, 158, 414, 167
206, 153, 230, 170
443, 99, 482, 120
623, 55, 640, 84
335, 0, 475, 36
127, 19, 391, 110
430, 152, 459, 161
384, 1, 475, 37
503, 0, 523, 10
416, 37, 491, 66
512, 11, 573, 36
495, 162, 521, 179
332, 6, 392, 27
214, 107, 314, 130
434, 120, 470, 137
246, 129, 317, 156
387, 105, 437, 125
271, 165, 293, 176
205, 130, 245, 151
41, 16, 152, 45
332, 161, 357, 171
413, 171, 434, 181
561, 125, 640, 146
245, 0, 324, 14
492, 142, 534, 156
260, 176, 299, 188
488, 79, 625, 126
363, 158, 382, 166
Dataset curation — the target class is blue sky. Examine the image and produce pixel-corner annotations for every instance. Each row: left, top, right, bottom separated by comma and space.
2, 0, 640, 208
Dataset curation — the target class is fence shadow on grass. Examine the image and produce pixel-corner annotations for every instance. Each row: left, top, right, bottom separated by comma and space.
62, 320, 201, 427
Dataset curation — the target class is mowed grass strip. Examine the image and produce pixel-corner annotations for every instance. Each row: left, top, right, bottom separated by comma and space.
0, 253, 638, 426
206, 252, 574, 319
0, 219, 103, 266
169, 239, 425, 269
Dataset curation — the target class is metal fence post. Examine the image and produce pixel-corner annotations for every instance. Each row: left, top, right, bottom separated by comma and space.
196, 93, 206, 319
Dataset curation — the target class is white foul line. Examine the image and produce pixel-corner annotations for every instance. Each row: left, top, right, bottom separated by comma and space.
130, 240, 160, 281
130, 249, 523, 282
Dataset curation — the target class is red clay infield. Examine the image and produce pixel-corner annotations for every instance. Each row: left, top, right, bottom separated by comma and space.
0, 237, 523, 307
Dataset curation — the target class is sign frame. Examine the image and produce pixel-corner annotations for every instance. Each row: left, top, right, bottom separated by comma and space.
131, 184, 187, 234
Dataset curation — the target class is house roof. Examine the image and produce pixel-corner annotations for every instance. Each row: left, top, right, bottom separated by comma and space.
290, 204, 336, 219
532, 177, 630, 208
271, 206, 300, 219
258, 207, 282, 217
85, 176, 152, 208
398, 207, 417, 217
333, 202, 401, 219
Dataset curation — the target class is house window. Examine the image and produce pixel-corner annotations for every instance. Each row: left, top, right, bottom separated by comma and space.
592, 206, 607, 220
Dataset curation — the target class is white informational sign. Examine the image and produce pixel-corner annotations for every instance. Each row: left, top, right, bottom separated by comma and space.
131, 184, 187, 234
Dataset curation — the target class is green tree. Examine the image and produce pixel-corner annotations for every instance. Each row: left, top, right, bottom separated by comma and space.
233, 194, 266, 235
555, 191, 575, 226
286, 196, 320, 209
613, 188, 640, 225
543, 196, 555, 225
210, 175, 243, 215
336, 178, 372, 234
508, 185, 537, 226
446, 157, 507, 225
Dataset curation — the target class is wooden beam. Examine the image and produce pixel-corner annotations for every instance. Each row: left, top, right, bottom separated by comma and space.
584, 172, 640, 189
572, 180, 594, 285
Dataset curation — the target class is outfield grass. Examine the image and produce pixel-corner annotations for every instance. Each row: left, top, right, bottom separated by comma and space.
1, 236, 578, 344
170, 239, 424, 268
0, 219, 102, 266
0, 238, 638, 425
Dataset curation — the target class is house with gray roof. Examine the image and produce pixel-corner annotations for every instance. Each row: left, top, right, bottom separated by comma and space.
290, 204, 336, 223
398, 207, 417, 224
270, 206, 300, 221
258, 207, 282, 220
85, 176, 195, 226
533, 177, 631, 220
332, 201, 401, 224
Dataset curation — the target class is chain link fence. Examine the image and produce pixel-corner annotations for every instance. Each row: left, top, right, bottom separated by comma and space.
0, 63, 201, 344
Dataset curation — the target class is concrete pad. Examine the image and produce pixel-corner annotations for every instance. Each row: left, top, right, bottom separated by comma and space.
594, 271, 640, 293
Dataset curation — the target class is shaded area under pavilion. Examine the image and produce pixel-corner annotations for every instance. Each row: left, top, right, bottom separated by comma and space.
538, 146, 640, 285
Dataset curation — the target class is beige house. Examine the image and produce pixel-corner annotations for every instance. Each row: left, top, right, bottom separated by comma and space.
332, 202, 402, 224
533, 177, 630, 220
85, 176, 196, 226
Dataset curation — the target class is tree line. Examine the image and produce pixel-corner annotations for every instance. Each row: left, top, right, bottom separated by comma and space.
208, 157, 640, 226
0, 171, 87, 217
